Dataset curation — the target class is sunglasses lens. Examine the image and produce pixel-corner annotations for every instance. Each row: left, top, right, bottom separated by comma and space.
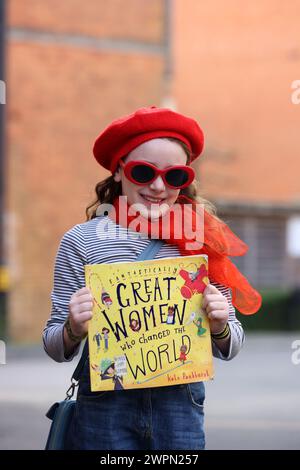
165, 169, 190, 188
131, 164, 155, 183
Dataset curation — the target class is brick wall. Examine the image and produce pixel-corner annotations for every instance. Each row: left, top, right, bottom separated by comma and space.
7, 0, 167, 341
6, 0, 300, 341
172, 0, 300, 204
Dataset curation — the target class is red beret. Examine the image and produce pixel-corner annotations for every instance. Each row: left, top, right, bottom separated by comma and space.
93, 106, 204, 173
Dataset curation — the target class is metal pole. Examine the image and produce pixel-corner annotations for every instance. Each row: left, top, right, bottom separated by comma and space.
0, 0, 7, 340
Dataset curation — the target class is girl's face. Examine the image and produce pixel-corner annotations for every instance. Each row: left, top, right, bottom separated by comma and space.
113, 138, 188, 218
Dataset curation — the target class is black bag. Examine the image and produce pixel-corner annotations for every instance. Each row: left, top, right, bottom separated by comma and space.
45, 239, 164, 450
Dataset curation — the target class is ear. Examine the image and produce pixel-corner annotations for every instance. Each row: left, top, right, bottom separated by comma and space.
113, 167, 121, 182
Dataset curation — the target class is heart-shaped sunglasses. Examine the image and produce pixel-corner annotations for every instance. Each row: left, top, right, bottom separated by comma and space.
119, 160, 195, 189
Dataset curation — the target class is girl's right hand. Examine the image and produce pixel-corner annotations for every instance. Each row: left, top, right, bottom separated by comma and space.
67, 287, 94, 339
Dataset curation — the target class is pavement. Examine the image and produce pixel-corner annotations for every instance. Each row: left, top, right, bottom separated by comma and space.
0, 333, 299, 450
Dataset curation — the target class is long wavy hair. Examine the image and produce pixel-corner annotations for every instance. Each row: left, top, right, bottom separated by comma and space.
85, 137, 222, 222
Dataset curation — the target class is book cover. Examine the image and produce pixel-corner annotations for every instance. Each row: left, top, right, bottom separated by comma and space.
85, 254, 214, 392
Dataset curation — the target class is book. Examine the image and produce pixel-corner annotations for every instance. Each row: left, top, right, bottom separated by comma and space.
85, 254, 214, 392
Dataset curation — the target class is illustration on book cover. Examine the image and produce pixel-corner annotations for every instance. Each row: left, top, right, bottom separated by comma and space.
85, 254, 214, 392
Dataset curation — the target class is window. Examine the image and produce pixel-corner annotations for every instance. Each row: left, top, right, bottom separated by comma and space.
226, 216, 287, 289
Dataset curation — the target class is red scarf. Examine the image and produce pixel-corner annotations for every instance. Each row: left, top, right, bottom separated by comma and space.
108, 195, 262, 315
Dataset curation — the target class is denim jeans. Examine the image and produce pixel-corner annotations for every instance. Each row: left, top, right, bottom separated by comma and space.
66, 356, 205, 451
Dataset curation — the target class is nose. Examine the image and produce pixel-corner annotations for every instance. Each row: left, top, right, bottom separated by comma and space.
149, 174, 166, 192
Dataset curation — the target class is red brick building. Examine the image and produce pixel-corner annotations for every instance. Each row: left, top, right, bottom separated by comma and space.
5, 0, 300, 341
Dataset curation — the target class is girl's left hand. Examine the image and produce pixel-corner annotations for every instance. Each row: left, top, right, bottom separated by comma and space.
202, 283, 230, 335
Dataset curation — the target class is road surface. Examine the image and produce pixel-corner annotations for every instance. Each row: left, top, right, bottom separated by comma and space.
0, 333, 299, 450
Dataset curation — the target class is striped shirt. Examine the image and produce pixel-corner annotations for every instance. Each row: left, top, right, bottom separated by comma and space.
43, 215, 245, 363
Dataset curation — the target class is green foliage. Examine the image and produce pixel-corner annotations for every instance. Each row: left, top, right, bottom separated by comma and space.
237, 288, 300, 331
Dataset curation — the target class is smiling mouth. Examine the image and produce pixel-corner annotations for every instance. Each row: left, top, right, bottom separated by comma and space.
140, 194, 166, 204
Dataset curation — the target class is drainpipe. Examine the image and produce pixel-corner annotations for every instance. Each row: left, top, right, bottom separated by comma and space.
0, 0, 7, 340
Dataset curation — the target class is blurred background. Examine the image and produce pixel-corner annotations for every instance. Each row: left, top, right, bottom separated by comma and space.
0, 0, 300, 450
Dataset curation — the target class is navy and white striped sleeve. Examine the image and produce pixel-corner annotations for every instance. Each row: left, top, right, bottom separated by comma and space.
210, 282, 245, 361
42, 224, 86, 363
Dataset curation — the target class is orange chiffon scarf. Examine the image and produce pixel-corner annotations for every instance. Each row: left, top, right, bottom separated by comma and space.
108, 195, 262, 315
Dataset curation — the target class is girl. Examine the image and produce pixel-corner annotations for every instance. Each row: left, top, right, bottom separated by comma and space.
43, 106, 261, 450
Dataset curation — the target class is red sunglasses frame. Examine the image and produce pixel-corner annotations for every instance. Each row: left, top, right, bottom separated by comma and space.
119, 160, 195, 189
